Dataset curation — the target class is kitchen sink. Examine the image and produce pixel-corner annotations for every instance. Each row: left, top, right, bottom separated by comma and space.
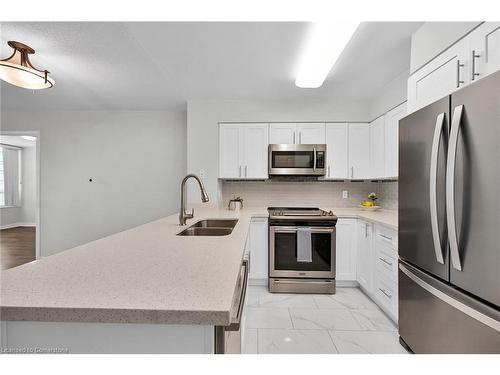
177, 219, 238, 236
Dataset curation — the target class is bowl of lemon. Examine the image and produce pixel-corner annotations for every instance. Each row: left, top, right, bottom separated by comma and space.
359, 192, 381, 211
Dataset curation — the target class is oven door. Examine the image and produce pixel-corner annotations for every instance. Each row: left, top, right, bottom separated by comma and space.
268, 144, 326, 176
269, 226, 335, 278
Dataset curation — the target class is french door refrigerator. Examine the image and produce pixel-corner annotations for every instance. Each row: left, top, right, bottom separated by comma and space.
398, 70, 500, 353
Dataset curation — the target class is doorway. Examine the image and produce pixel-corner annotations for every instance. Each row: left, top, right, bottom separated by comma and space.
0, 132, 40, 269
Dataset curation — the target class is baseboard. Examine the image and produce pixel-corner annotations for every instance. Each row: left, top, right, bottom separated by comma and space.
0, 222, 36, 230
249, 278, 268, 286
336, 280, 359, 287
249, 279, 358, 288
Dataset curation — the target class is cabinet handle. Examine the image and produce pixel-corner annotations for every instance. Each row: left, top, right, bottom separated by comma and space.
245, 165, 248, 177
456, 60, 465, 88
379, 287, 392, 299
379, 257, 393, 266
313, 147, 317, 171
471, 50, 480, 81
299, 131, 302, 144
379, 233, 393, 241
328, 165, 331, 178
365, 223, 368, 238
351, 166, 354, 179
293, 131, 296, 144
239, 165, 242, 178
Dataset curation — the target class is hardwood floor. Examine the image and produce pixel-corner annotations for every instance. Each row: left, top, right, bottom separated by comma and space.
0, 227, 36, 270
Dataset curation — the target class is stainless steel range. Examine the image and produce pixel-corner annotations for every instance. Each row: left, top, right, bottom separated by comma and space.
268, 207, 337, 294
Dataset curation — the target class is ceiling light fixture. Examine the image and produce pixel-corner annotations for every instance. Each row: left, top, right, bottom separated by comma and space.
0, 41, 55, 89
295, 21, 359, 89
21, 136, 37, 141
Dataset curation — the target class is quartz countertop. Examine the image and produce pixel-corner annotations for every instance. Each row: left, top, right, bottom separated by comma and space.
0, 205, 396, 326
327, 207, 398, 230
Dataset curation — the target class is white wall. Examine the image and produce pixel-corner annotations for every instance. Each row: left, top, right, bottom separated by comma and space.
368, 69, 409, 120
410, 22, 481, 73
1, 110, 186, 256
186, 98, 371, 203
0, 145, 36, 228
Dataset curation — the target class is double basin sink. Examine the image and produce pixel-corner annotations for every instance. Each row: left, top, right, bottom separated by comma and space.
177, 219, 239, 236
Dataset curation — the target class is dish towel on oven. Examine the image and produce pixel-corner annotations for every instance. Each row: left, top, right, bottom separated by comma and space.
297, 227, 312, 262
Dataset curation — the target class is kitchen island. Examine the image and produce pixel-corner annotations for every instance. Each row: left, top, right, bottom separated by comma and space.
0, 205, 396, 353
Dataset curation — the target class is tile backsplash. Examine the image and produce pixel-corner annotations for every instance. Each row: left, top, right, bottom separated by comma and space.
221, 180, 398, 210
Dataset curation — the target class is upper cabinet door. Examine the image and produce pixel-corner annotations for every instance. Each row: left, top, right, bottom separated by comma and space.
407, 38, 470, 113
369, 117, 385, 179
348, 123, 370, 179
384, 103, 407, 178
469, 22, 500, 82
242, 124, 269, 179
297, 123, 326, 144
269, 123, 297, 144
219, 124, 242, 178
325, 123, 349, 179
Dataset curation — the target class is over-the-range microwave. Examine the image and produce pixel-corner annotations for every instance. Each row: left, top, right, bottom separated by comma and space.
268, 144, 326, 176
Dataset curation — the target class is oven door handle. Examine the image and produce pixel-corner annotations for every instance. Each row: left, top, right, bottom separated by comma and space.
270, 226, 335, 233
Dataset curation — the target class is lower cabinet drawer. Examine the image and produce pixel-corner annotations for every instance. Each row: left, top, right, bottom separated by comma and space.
375, 245, 397, 282
374, 225, 398, 250
375, 273, 398, 322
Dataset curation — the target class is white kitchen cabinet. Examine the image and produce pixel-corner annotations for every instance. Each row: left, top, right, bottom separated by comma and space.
335, 218, 357, 281
369, 117, 385, 179
269, 123, 325, 144
248, 218, 269, 284
373, 224, 398, 322
242, 124, 269, 179
407, 37, 470, 113
269, 123, 297, 144
219, 123, 268, 179
219, 124, 241, 178
296, 123, 325, 144
469, 22, 500, 82
348, 123, 370, 179
325, 123, 349, 179
384, 102, 407, 178
407, 22, 500, 114
357, 220, 373, 296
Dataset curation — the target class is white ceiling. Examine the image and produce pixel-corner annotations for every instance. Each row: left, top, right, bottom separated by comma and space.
0, 22, 423, 111
0, 135, 37, 147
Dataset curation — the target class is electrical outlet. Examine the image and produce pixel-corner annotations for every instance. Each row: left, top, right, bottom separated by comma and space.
342, 190, 349, 199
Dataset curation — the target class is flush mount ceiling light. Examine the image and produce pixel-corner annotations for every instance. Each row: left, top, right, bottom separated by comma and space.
0, 41, 55, 89
295, 21, 359, 88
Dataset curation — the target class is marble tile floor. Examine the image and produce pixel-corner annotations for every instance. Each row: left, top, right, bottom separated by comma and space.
242, 286, 408, 354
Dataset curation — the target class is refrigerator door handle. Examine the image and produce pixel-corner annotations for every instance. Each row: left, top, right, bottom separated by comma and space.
429, 112, 446, 264
446, 105, 464, 271
400, 263, 500, 332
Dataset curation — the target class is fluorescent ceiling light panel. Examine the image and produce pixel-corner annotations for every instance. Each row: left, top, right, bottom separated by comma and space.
295, 21, 359, 88
21, 136, 37, 141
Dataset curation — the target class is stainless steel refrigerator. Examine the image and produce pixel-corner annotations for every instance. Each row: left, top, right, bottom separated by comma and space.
398, 70, 500, 353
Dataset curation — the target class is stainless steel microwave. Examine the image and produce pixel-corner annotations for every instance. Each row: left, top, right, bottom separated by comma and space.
268, 144, 326, 176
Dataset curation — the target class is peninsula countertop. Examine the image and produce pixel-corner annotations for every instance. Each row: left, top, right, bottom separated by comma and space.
0, 205, 396, 326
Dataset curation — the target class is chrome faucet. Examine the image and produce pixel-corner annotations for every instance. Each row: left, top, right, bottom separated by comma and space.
179, 174, 209, 225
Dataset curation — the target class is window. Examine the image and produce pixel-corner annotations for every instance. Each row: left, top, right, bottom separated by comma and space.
0, 146, 22, 207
